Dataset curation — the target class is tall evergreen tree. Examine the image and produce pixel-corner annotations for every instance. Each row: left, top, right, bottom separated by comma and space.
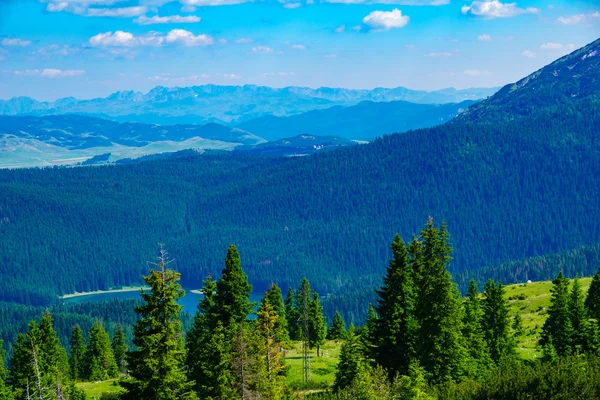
121, 245, 197, 400
585, 266, 600, 320
374, 234, 418, 378
329, 311, 346, 342
266, 283, 290, 345
284, 288, 299, 341
334, 324, 362, 392
85, 321, 119, 381
481, 280, 515, 365
541, 271, 573, 357
69, 325, 86, 381
39, 310, 70, 385
512, 313, 524, 337
309, 292, 328, 357
0, 340, 14, 400
112, 324, 128, 374
360, 304, 379, 362
214, 245, 254, 330
462, 280, 492, 378
255, 295, 286, 400
415, 220, 465, 382
569, 276, 589, 353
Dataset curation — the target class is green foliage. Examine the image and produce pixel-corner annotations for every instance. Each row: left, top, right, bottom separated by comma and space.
512, 313, 523, 337
310, 292, 328, 356
329, 312, 346, 342
85, 321, 119, 381
111, 325, 128, 374
585, 266, 600, 320
285, 288, 299, 341
255, 295, 286, 400
334, 324, 362, 392
69, 325, 86, 381
120, 247, 197, 400
541, 271, 574, 356
0, 340, 14, 400
265, 283, 290, 345
462, 280, 493, 378
481, 280, 516, 364
360, 304, 378, 363
569, 277, 589, 353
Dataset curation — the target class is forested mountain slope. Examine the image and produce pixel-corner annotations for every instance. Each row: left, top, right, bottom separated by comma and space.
0, 41, 598, 308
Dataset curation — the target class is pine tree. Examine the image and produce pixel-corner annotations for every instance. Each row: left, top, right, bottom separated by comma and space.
309, 292, 328, 357
214, 244, 254, 330
329, 311, 346, 342
39, 310, 70, 384
69, 325, 86, 381
512, 313, 524, 337
284, 287, 299, 341
360, 304, 378, 362
255, 295, 286, 400
569, 276, 589, 353
0, 340, 14, 400
374, 233, 418, 378
585, 266, 600, 320
481, 280, 515, 365
112, 324, 128, 374
334, 324, 363, 392
266, 283, 290, 345
462, 280, 492, 378
120, 245, 197, 400
85, 321, 119, 381
415, 220, 465, 382
541, 271, 573, 356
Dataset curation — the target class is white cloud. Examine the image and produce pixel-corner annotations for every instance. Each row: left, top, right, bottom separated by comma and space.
477, 34, 492, 41
222, 73, 241, 79
262, 71, 294, 78
283, 3, 302, 8
426, 52, 452, 57
521, 50, 536, 58
335, 24, 346, 33
540, 42, 563, 50
291, 44, 306, 50
89, 30, 212, 47
2, 38, 32, 47
464, 69, 492, 77
165, 29, 213, 46
324, 0, 447, 4
180, 0, 249, 5
461, 1, 539, 19
180, 4, 197, 11
33, 44, 80, 57
252, 46, 274, 54
13, 68, 85, 78
557, 11, 600, 25
83, 6, 148, 17
235, 38, 254, 44
352, 25, 362, 31
363, 9, 410, 30
134, 15, 201, 25
148, 73, 209, 82
45, 1, 149, 17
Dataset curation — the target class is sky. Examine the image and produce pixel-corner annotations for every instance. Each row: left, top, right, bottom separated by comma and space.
0, 0, 598, 100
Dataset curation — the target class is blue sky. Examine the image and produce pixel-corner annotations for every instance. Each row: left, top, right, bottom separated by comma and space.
0, 0, 598, 100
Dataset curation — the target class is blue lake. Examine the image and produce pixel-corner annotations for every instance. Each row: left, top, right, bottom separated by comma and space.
62, 288, 264, 315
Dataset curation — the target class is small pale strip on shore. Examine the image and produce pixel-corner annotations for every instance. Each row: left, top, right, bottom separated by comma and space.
59, 286, 149, 300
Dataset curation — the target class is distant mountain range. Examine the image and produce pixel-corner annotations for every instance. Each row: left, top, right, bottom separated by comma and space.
237, 100, 475, 141
0, 85, 498, 125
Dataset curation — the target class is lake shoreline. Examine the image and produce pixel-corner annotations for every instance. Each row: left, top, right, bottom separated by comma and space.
59, 286, 149, 300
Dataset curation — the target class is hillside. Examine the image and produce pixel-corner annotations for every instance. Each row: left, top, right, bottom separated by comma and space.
235, 134, 358, 156
457, 38, 600, 123
236, 100, 475, 141
0, 85, 497, 125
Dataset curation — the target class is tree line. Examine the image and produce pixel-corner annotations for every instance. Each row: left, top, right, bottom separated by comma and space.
3, 220, 600, 399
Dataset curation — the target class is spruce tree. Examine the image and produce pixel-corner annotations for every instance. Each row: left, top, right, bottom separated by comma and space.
415, 220, 465, 382
214, 244, 254, 330
481, 280, 515, 365
462, 280, 492, 378
512, 313, 524, 337
569, 276, 589, 353
360, 304, 378, 362
112, 324, 128, 374
85, 321, 119, 381
69, 325, 86, 381
309, 292, 328, 356
541, 271, 573, 356
255, 295, 286, 400
186, 274, 232, 398
334, 324, 362, 392
329, 311, 346, 341
266, 283, 290, 345
39, 310, 70, 385
585, 266, 600, 320
284, 287, 299, 341
0, 340, 14, 400
374, 233, 418, 378
121, 245, 197, 400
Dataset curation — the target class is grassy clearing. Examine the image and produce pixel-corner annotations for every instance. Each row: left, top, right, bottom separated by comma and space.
505, 277, 592, 360
284, 340, 341, 391
77, 379, 124, 399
